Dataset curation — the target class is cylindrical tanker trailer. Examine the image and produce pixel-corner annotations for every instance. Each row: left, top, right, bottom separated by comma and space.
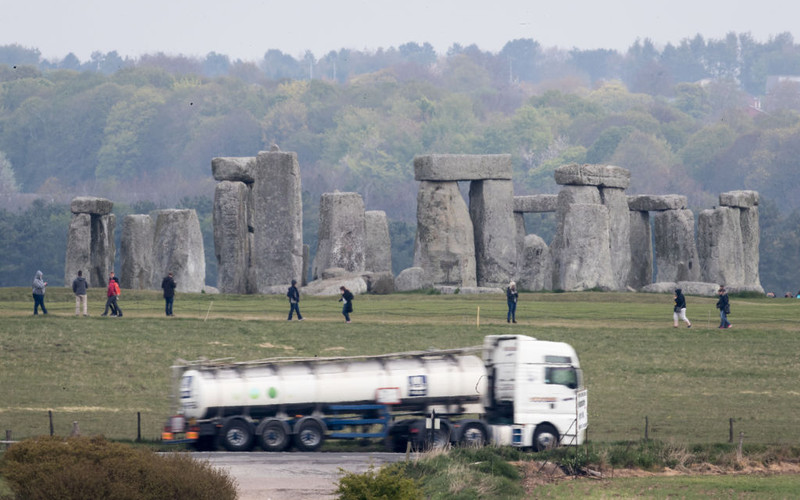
162, 334, 587, 452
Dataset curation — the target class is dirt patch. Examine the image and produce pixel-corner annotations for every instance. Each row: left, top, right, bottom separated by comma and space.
257, 343, 296, 350
517, 460, 800, 494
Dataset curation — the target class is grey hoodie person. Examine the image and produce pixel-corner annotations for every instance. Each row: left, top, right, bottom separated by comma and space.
32, 271, 47, 296
72, 274, 89, 295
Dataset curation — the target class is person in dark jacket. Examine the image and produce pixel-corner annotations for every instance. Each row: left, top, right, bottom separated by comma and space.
506, 281, 518, 323
716, 286, 732, 329
287, 279, 303, 320
673, 288, 692, 328
102, 273, 122, 317
32, 270, 48, 315
161, 272, 176, 317
72, 270, 89, 316
339, 286, 354, 323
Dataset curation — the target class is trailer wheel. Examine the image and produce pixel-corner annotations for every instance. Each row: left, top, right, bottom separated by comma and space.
221, 419, 254, 452
257, 419, 290, 452
191, 435, 217, 452
459, 423, 488, 447
533, 424, 558, 452
294, 419, 325, 452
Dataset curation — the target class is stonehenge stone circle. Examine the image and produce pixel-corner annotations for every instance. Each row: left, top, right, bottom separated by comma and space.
64, 197, 115, 288
413, 181, 477, 287
151, 209, 206, 293
365, 210, 392, 273
120, 214, 155, 290
312, 192, 366, 280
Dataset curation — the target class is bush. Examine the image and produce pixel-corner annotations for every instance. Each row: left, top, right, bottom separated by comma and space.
0, 436, 237, 500
335, 465, 423, 500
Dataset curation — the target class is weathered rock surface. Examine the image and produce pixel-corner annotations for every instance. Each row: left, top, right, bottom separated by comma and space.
301, 275, 368, 296
362, 271, 395, 294
151, 209, 205, 292
211, 156, 256, 183
70, 196, 113, 215
653, 209, 700, 282
602, 187, 631, 290
434, 286, 504, 294
64, 213, 92, 286
312, 192, 366, 280
697, 207, 744, 286
513, 195, 558, 213
395, 267, 433, 292
364, 210, 392, 273
627, 194, 687, 212
214, 180, 251, 294
251, 150, 304, 290
719, 190, 759, 208
517, 234, 553, 291
414, 154, 512, 181
627, 210, 653, 289
413, 181, 477, 287
641, 281, 720, 296
120, 214, 154, 290
554, 164, 631, 189
739, 206, 762, 292
469, 179, 517, 287
551, 203, 614, 291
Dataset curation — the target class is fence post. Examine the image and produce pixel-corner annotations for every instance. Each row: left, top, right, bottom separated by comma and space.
737, 431, 744, 461
49, 410, 54, 436
644, 416, 649, 441
137, 412, 142, 442
729, 418, 734, 443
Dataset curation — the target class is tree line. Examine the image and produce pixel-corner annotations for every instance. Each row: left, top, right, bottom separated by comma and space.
1, 33, 800, 293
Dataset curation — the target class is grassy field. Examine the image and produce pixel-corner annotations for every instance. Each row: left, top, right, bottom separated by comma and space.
1, 286, 799, 447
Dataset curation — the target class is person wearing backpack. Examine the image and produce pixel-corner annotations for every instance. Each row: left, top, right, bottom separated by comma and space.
716, 286, 732, 329
339, 286, 354, 323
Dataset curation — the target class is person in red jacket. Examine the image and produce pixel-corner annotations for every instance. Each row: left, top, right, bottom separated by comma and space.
101, 272, 123, 317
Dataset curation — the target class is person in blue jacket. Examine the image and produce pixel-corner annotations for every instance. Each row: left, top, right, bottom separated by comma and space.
287, 279, 303, 320
339, 286, 354, 323
506, 281, 518, 323
716, 286, 732, 329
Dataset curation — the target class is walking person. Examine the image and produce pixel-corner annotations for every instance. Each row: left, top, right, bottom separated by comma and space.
72, 270, 89, 316
32, 270, 48, 315
102, 273, 122, 317
716, 286, 732, 329
161, 272, 176, 317
339, 286, 354, 323
673, 288, 692, 328
287, 279, 303, 321
506, 281, 518, 323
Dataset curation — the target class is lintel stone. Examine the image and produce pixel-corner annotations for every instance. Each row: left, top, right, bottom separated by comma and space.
513, 195, 558, 213
414, 154, 512, 181
211, 156, 256, 183
70, 196, 113, 215
554, 164, 630, 189
719, 190, 759, 208
627, 194, 687, 212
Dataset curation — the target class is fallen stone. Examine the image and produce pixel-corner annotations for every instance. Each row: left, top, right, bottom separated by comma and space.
395, 267, 433, 292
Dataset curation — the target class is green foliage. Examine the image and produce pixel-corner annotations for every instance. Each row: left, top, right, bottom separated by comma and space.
335, 465, 423, 500
0, 436, 237, 500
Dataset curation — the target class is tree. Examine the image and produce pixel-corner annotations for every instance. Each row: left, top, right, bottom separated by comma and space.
500, 38, 542, 83
0, 151, 19, 194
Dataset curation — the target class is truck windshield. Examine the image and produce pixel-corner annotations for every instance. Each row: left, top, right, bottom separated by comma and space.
545, 366, 579, 389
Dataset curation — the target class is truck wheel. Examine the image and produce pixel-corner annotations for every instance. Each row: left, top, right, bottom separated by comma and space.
257, 419, 290, 452
533, 424, 558, 452
294, 419, 325, 452
460, 423, 487, 447
221, 419, 254, 452
192, 435, 217, 452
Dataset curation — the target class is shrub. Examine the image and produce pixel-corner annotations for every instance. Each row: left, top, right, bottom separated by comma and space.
335, 465, 423, 500
0, 436, 237, 500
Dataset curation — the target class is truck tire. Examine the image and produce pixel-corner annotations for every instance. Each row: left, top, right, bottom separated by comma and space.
532, 423, 558, 452
459, 422, 488, 447
221, 419, 255, 452
293, 418, 325, 452
256, 419, 291, 452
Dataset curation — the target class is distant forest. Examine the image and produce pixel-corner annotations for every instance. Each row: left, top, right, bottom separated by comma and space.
0, 33, 799, 295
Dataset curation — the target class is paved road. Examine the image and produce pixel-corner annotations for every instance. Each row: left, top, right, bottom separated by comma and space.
193, 451, 407, 500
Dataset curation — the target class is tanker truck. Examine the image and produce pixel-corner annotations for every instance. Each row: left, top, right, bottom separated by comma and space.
161, 334, 588, 452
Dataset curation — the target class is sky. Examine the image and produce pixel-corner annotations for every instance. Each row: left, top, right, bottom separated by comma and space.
3, 0, 799, 62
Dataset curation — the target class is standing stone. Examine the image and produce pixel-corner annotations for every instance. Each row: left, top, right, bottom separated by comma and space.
697, 207, 744, 286
413, 181, 477, 287
395, 267, 433, 292
151, 209, 205, 292
653, 209, 700, 282
64, 213, 92, 286
514, 212, 527, 271
518, 234, 553, 291
120, 214, 154, 290
739, 206, 762, 291
365, 210, 392, 273
214, 180, 251, 294
551, 203, 614, 290
312, 192, 366, 280
627, 211, 653, 289
251, 150, 303, 290
90, 214, 116, 288
601, 187, 631, 290
469, 179, 517, 287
